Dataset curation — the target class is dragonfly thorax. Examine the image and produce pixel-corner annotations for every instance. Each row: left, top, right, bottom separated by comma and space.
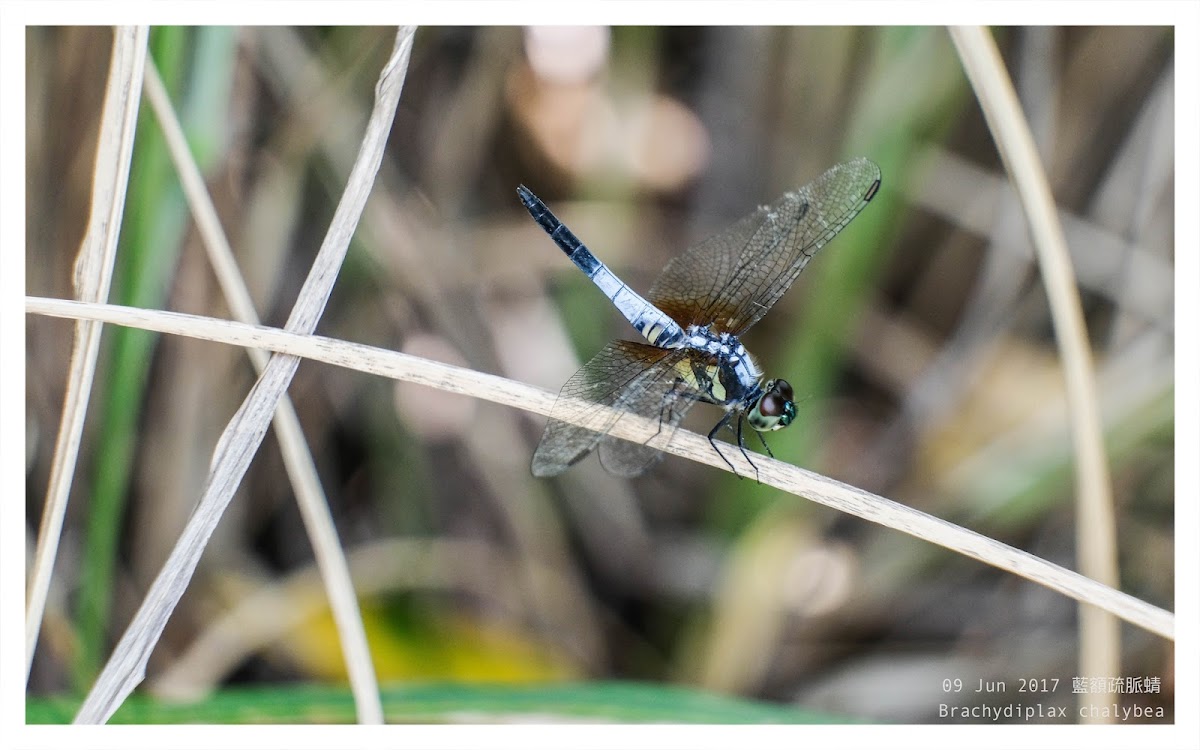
678, 324, 764, 407
674, 324, 796, 433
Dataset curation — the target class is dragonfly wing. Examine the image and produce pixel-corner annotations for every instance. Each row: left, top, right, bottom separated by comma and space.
648, 158, 880, 334
532, 340, 690, 477
597, 354, 704, 477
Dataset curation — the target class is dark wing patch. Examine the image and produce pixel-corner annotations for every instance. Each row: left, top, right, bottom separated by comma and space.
532, 341, 694, 477
595, 353, 706, 477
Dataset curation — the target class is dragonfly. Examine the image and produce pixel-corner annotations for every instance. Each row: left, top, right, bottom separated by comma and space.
519, 158, 881, 479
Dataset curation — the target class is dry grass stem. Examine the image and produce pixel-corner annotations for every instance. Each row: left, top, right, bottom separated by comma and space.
70, 27, 415, 725
26, 25, 149, 683
26, 296, 1176, 644
950, 25, 1121, 720
142, 51, 383, 723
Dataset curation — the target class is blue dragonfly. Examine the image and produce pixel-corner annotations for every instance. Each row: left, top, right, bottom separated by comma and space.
519, 158, 880, 479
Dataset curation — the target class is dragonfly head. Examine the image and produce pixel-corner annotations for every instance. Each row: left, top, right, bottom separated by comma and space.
748, 379, 796, 432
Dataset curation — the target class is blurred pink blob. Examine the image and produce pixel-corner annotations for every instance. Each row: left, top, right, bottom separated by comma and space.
511, 28, 710, 192
625, 96, 711, 191
523, 26, 611, 85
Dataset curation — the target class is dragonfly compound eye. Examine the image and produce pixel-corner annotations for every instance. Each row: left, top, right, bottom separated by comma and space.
773, 379, 795, 402
747, 382, 794, 432
760, 392, 785, 417
751, 379, 796, 431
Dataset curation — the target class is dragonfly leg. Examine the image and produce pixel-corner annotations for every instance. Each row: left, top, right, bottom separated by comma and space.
735, 415, 762, 483
651, 378, 684, 443
707, 412, 740, 478
753, 428, 775, 459
648, 377, 701, 449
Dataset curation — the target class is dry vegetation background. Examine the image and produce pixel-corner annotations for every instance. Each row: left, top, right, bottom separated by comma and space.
25, 26, 1174, 722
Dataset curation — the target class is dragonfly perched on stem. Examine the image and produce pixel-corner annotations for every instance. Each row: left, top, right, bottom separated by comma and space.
519, 158, 881, 480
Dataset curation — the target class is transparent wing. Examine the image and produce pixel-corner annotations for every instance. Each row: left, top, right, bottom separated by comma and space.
648, 158, 881, 335
596, 355, 704, 477
532, 340, 697, 478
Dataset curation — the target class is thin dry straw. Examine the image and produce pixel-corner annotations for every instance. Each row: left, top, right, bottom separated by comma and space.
141, 51, 383, 722
950, 25, 1121, 717
26, 296, 1176, 644
70, 27, 416, 725
25, 26, 148, 684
